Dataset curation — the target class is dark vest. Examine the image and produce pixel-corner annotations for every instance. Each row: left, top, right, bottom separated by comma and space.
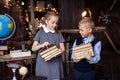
73, 37, 99, 72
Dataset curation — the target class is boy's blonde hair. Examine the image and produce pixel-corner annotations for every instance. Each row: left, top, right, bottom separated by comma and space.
79, 17, 95, 29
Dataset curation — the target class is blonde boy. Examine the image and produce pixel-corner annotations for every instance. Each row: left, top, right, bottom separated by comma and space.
71, 17, 102, 80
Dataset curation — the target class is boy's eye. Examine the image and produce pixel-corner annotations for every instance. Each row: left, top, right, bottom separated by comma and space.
80, 29, 84, 32
80, 30, 83, 32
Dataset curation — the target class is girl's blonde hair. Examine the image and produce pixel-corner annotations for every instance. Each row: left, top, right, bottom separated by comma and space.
40, 11, 60, 34
40, 11, 59, 24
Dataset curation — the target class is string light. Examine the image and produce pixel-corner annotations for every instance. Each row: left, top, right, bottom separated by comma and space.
21, 2, 24, 6
2, 0, 58, 50
81, 8, 92, 18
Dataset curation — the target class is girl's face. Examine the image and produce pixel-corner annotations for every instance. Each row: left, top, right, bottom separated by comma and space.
45, 16, 59, 30
78, 25, 92, 38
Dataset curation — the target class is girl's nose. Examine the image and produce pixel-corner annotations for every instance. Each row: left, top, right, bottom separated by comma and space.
54, 23, 57, 27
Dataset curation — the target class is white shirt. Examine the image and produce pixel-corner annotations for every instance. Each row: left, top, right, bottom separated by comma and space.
40, 23, 55, 33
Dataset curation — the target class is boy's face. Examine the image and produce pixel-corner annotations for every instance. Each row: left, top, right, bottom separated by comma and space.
78, 25, 92, 38
45, 16, 59, 30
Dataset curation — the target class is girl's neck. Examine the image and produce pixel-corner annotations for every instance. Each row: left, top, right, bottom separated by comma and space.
46, 26, 54, 31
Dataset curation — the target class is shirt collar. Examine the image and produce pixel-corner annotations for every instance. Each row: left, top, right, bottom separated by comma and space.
82, 35, 95, 44
40, 23, 55, 33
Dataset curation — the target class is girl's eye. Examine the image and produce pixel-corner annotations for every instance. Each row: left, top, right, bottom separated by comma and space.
52, 21, 55, 24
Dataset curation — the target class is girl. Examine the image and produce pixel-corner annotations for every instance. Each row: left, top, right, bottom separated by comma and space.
31, 11, 65, 80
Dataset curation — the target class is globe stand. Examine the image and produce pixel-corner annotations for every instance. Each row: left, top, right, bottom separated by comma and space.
21, 74, 26, 80
12, 68, 17, 80
0, 13, 17, 80
7, 63, 21, 80
21, 75, 25, 80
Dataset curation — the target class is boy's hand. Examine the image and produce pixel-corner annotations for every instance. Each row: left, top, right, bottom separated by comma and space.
72, 54, 82, 62
84, 51, 92, 60
73, 58, 81, 62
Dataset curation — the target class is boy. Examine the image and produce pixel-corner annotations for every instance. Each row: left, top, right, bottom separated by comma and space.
71, 17, 102, 80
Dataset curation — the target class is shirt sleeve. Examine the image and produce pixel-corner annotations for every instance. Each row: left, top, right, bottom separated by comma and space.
33, 30, 41, 42
59, 33, 65, 43
87, 41, 102, 64
71, 40, 77, 59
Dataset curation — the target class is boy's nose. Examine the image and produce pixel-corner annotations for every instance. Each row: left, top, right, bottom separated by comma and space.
79, 31, 81, 34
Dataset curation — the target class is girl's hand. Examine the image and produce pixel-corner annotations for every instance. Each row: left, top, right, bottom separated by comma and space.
42, 42, 50, 47
58, 49, 62, 52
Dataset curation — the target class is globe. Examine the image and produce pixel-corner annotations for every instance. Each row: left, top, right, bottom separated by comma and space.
0, 14, 16, 40
19, 66, 28, 76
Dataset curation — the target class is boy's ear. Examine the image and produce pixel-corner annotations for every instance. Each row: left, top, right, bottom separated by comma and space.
89, 28, 92, 33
